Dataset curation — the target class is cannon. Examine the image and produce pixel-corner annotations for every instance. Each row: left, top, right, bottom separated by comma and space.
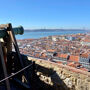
0, 23, 32, 90
0, 26, 24, 38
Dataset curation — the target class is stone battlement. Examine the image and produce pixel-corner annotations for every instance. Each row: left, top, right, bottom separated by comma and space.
27, 56, 90, 90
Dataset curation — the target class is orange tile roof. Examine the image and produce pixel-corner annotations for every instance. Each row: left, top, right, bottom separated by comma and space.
69, 55, 79, 62
40, 53, 47, 59
67, 62, 81, 67
41, 53, 46, 57
47, 49, 55, 52
84, 39, 90, 42
80, 53, 89, 58
35, 53, 40, 58
68, 62, 76, 67
55, 61, 62, 64
57, 53, 68, 58
80, 68, 88, 71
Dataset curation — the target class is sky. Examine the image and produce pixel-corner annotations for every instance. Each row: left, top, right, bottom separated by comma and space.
0, 0, 90, 29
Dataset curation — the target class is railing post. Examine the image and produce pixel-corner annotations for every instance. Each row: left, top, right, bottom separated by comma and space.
0, 42, 11, 90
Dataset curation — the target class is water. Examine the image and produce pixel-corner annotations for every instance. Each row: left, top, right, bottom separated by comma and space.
16, 30, 88, 39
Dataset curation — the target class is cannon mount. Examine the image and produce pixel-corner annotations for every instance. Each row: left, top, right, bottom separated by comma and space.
0, 23, 33, 90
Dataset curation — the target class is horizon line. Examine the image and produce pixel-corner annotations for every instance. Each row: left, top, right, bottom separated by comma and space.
24, 28, 90, 30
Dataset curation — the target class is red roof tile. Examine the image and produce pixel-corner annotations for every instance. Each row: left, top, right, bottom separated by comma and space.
40, 53, 47, 59
80, 68, 88, 71
84, 39, 90, 42
69, 55, 79, 62
47, 49, 55, 52
67, 62, 81, 67
55, 61, 62, 64
57, 53, 68, 58
80, 53, 89, 58
35, 53, 40, 58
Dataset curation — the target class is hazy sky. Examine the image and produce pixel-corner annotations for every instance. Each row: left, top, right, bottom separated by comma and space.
0, 0, 90, 29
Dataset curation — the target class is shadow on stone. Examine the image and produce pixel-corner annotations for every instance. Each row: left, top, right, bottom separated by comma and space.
0, 53, 70, 90
22, 55, 70, 90
35, 64, 70, 90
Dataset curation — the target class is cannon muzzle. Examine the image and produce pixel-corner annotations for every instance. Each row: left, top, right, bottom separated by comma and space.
0, 26, 24, 38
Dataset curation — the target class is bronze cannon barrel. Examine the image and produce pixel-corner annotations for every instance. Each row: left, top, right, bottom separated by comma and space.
0, 26, 24, 38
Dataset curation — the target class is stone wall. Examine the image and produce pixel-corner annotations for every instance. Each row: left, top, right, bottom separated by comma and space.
27, 57, 90, 90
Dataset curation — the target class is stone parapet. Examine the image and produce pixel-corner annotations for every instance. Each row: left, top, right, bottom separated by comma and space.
27, 56, 90, 90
